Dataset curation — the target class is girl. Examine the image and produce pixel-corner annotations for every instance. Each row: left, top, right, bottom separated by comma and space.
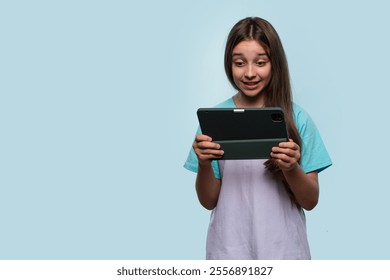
184, 17, 332, 260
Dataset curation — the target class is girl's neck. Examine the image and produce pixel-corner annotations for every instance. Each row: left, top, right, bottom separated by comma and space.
233, 92, 266, 108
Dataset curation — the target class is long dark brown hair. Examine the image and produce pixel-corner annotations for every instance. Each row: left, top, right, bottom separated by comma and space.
224, 17, 301, 206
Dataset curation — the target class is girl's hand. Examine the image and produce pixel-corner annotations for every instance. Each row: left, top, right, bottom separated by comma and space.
271, 139, 301, 172
193, 134, 224, 164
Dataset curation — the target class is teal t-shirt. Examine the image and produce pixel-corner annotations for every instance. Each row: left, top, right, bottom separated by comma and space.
184, 97, 332, 178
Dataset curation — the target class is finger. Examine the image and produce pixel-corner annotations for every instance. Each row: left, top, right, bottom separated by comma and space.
271, 147, 299, 158
271, 151, 299, 169
271, 147, 301, 165
278, 141, 299, 150
274, 159, 298, 171
197, 141, 221, 150
278, 143, 298, 150
193, 137, 220, 150
200, 148, 224, 156
197, 149, 224, 161
271, 152, 294, 163
195, 134, 212, 142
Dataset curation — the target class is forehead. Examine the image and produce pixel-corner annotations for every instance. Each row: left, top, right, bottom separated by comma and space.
232, 40, 268, 56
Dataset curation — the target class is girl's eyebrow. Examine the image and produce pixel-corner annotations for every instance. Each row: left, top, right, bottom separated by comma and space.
232, 53, 268, 57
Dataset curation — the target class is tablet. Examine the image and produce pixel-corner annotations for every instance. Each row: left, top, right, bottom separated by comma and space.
197, 107, 288, 160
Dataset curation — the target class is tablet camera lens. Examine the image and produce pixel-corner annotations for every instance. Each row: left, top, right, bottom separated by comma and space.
271, 113, 283, 122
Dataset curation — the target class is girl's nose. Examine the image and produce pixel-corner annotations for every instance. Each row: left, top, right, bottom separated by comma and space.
245, 65, 256, 79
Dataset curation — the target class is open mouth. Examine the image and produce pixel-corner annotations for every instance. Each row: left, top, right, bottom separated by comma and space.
244, 81, 260, 85
242, 80, 261, 89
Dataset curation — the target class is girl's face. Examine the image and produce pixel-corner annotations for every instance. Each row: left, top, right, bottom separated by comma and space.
232, 40, 272, 100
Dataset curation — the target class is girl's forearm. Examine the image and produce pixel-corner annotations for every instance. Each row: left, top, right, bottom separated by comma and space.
196, 162, 221, 210
282, 165, 319, 211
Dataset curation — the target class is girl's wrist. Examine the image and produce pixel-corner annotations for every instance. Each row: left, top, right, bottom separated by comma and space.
198, 160, 213, 169
281, 162, 299, 173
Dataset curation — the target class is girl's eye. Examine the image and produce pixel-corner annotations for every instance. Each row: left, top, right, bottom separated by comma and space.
233, 61, 245, 67
257, 61, 267, 66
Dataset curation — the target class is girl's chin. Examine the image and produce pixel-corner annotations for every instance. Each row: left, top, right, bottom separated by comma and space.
240, 89, 263, 97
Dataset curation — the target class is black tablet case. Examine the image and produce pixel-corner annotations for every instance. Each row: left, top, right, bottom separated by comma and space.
197, 107, 288, 160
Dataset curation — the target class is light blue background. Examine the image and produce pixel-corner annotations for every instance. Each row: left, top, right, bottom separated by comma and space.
1, 0, 389, 259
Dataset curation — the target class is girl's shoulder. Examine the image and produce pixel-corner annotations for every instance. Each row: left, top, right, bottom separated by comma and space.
292, 102, 313, 125
292, 102, 325, 141
292, 103, 332, 173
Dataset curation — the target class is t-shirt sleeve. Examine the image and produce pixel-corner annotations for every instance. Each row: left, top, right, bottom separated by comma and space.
183, 126, 221, 179
294, 106, 332, 173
